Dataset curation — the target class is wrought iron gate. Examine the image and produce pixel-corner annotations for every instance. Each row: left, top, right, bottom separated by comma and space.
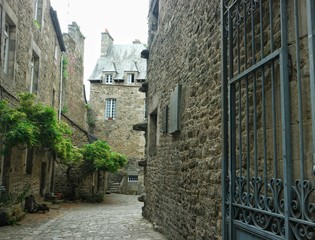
221, 0, 315, 239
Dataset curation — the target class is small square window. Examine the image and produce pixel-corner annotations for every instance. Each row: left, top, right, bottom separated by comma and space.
128, 175, 138, 182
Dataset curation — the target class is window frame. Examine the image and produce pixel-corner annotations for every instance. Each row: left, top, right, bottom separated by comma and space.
128, 175, 139, 182
126, 73, 135, 83
30, 52, 39, 94
2, 21, 9, 74
25, 148, 34, 175
1, 2, 17, 82
34, 0, 43, 28
105, 98, 117, 120
105, 74, 113, 84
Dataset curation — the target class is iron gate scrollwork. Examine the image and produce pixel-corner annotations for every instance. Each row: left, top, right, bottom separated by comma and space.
221, 0, 315, 239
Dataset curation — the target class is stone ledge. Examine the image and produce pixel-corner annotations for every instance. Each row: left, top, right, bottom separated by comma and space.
133, 122, 147, 131
138, 160, 147, 167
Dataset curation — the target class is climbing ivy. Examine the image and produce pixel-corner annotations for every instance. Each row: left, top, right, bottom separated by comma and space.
85, 104, 95, 131
0, 93, 78, 163
62, 56, 68, 80
0, 93, 127, 173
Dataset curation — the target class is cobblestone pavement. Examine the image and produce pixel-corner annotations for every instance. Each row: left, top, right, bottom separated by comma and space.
0, 194, 166, 240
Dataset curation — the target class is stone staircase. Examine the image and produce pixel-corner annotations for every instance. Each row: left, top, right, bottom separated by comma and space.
108, 181, 120, 193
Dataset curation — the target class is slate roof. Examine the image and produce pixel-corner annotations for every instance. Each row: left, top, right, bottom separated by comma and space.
89, 44, 147, 82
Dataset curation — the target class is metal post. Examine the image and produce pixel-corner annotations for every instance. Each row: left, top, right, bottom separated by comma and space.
279, 0, 292, 239
221, 1, 229, 239
306, 0, 315, 175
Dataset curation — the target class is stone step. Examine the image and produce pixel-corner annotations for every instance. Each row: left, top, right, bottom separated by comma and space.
108, 182, 120, 193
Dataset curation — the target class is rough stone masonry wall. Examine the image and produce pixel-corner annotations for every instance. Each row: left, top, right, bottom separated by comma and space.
0, 0, 63, 198
91, 84, 146, 158
63, 23, 87, 128
54, 114, 93, 197
144, 1, 222, 239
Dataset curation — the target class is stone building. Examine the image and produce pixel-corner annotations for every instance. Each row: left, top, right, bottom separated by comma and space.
143, 0, 315, 240
0, 0, 92, 204
0, 0, 66, 198
62, 22, 87, 128
53, 21, 99, 199
88, 30, 146, 194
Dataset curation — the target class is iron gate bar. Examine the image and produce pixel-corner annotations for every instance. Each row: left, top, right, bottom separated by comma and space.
228, 50, 280, 85
233, 202, 286, 218
306, 0, 315, 172
293, 0, 306, 219
222, 0, 315, 239
251, 3, 258, 199
223, 0, 239, 15
258, 2, 268, 205
220, 0, 228, 238
269, 0, 278, 184
234, 221, 284, 240
228, 7, 236, 240
279, 0, 292, 239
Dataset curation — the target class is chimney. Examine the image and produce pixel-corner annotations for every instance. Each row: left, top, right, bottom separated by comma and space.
101, 29, 114, 56
133, 39, 141, 44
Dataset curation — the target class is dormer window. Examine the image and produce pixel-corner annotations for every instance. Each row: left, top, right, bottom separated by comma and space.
105, 74, 113, 84
127, 73, 135, 83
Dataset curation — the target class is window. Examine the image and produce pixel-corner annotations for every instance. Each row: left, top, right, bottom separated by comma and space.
105, 98, 116, 120
30, 53, 39, 94
144, 98, 147, 119
34, 0, 43, 28
169, 84, 182, 133
105, 74, 113, 84
161, 105, 168, 133
149, 109, 157, 148
128, 175, 138, 182
52, 88, 55, 107
149, 0, 159, 44
2, 15, 16, 80
2, 22, 9, 74
25, 148, 34, 175
127, 73, 135, 83
54, 41, 58, 62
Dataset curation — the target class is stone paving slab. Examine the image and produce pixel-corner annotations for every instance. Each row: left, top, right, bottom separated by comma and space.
0, 194, 166, 240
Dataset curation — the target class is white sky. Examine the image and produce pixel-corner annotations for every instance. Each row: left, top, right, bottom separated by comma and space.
50, 0, 149, 99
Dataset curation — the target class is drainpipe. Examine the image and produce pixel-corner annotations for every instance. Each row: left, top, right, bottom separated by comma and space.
51, 52, 65, 194
58, 52, 65, 120
0, 148, 4, 187
0, 0, 3, 187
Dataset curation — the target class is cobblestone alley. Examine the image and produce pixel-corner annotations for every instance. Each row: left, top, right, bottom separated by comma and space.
0, 194, 166, 240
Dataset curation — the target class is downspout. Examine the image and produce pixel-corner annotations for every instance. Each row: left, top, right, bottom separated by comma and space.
51, 51, 65, 194
0, 0, 4, 187
0, 147, 4, 186
58, 52, 64, 120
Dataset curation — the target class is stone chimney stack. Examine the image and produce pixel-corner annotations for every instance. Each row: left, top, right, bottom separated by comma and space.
67, 22, 85, 51
133, 39, 141, 44
101, 29, 114, 56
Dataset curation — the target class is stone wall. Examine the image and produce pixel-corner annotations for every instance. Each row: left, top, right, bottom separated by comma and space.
144, 0, 225, 239
115, 157, 145, 195
0, 0, 64, 199
91, 84, 146, 157
63, 22, 87, 128
144, 1, 315, 240
53, 114, 96, 198
90, 81, 146, 195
